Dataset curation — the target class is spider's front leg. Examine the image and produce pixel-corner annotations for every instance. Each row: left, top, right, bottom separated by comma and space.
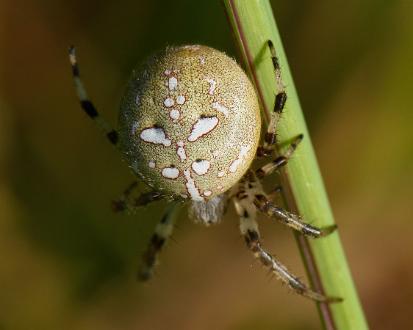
256, 133, 303, 179
233, 193, 340, 302
68, 46, 119, 145
257, 40, 287, 157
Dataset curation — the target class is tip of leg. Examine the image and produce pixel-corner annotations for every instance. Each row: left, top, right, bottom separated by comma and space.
325, 296, 344, 304
68, 46, 77, 67
309, 292, 343, 303
297, 133, 304, 140
320, 224, 338, 236
111, 199, 126, 213
137, 269, 152, 282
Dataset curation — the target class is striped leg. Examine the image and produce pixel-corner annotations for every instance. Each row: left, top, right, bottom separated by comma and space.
256, 134, 303, 179
138, 203, 180, 281
112, 181, 139, 212
254, 194, 337, 238
257, 40, 288, 157
234, 196, 339, 302
112, 181, 164, 213
68, 46, 119, 145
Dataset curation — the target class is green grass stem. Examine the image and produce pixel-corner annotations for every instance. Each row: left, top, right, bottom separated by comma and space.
223, 1, 368, 329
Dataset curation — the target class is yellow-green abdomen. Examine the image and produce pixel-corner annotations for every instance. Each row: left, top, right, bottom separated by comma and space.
119, 45, 261, 201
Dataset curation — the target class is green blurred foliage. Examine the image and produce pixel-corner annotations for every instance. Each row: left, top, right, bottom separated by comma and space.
0, 0, 412, 329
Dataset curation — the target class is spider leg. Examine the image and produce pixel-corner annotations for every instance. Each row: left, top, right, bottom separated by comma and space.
256, 133, 303, 179
255, 131, 335, 238
233, 196, 340, 302
257, 40, 287, 157
112, 184, 164, 213
267, 185, 283, 200
112, 181, 139, 212
254, 194, 336, 238
68, 46, 118, 145
138, 203, 179, 281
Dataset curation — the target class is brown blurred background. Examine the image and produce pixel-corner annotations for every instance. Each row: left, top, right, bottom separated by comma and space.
1, 0, 412, 329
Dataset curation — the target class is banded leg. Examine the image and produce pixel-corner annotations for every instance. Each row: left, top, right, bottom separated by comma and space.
256, 134, 303, 179
112, 181, 139, 212
254, 194, 337, 238
138, 203, 179, 281
68, 46, 118, 145
113, 187, 164, 213
234, 197, 339, 302
257, 40, 288, 157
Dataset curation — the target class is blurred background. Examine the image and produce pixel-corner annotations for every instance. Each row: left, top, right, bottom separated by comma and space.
1, 0, 412, 329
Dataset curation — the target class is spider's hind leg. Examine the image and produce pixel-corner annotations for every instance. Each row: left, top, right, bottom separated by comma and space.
138, 203, 180, 281
111, 181, 164, 213
254, 193, 337, 238
68, 46, 119, 145
233, 194, 340, 302
110, 181, 172, 280
112, 181, 139, 212
254, 133, 336, 238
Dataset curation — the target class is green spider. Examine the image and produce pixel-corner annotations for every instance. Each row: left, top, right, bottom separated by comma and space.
69, 42, 339, 302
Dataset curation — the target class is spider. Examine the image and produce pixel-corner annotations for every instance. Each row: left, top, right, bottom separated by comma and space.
69, 41, 339, 302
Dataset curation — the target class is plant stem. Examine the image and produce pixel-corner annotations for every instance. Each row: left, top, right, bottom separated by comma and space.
222, 1, 368, 329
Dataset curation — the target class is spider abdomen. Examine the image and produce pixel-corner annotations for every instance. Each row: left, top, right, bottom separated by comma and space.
119, 45, 261, 201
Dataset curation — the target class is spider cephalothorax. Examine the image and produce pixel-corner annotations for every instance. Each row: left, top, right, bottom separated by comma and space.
69, 42, 340, 302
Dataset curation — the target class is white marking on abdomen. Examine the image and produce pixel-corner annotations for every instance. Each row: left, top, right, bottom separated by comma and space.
188, 116, 218, 142
161, 167, 179, 179
140, 127, 171, 146
176, 141, 187, 162
217, 170, 225, 177
212, 102, 229, 117
169, 109, 180, 121
184, 169, 203, 201
206, 78, 216, 95
203, 190, 212, 197
164, 97, 174, 107
192, 159, 210, 176
148, 160, 156, 168
229, 145, 251, 173
176, 95, 186, 104
168, 77, 178, 90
